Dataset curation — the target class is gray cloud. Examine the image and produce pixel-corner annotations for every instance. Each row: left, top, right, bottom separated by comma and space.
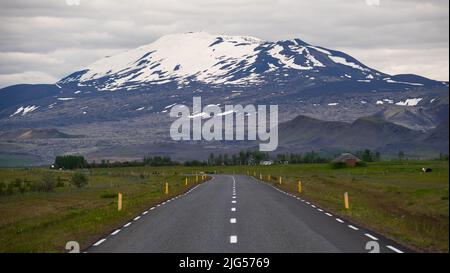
0, 0, 448, 88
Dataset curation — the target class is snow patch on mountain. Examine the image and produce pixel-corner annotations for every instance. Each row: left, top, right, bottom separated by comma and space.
10, 105, 39, 117
396, 98, 423, 106
328, 56, 368, 71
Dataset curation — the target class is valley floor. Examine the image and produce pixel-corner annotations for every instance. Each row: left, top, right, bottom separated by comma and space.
0, 161, 448, 252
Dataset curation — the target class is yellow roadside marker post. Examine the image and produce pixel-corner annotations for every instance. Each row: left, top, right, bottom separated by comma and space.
298, 181, 302, 193
118, 193, 122, 211
185, 177, 188, 187
268, 174, 271, 181
344, 192, 349, 209
253, 171, 256, 177
259, 173, 262, 180
279, 176, 282, 185
165, 182, 169, 195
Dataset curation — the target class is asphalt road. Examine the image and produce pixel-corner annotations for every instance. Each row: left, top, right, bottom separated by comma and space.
88, 175, 408, 253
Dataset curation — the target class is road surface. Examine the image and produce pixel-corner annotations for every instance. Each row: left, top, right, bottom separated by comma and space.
88, 175, 408, 253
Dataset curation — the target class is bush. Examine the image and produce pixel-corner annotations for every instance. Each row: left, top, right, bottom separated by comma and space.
0, 182, 5, 195
356, 161, 367, 167
71, 172, 88, 188
35, 174, 56, 192
6, 182, 15, 195
330, 162, 347, 169
56, 176, 65, 187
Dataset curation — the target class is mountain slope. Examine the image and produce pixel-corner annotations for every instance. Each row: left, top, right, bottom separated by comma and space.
279, 115, 444, 155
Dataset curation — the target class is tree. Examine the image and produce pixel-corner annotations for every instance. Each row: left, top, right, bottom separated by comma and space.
208, 153, 215, 166
398, 150, 405, 161
71, 172, 88, 188
54, 155, 87, 170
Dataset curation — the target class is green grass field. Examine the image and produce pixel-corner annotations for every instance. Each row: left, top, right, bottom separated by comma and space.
0, 160, 448, 252
0, 167, 208, 252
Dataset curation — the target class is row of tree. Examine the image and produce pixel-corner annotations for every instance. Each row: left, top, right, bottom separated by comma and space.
54, 149, 448, 170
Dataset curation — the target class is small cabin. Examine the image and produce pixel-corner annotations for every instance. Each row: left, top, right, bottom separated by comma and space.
260, 160, 274, 166
332, 153, 361, 167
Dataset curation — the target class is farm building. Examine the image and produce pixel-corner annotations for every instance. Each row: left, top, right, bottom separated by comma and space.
260, 160, 274, 166
332, 153, 361, 167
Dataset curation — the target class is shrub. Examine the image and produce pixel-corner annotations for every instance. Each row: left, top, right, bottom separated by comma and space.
36, 174, 56, 192
56, 176, 65, 187
330, 162, 347, 169
356, 161, 367, 167
0, 182, 5, 195
6, 182, 15, 195
71, 172, 88, 188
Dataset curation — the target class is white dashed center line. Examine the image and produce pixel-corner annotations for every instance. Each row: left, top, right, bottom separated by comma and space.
231, 207, 236, 212
230, 235, 238, 244
230, 218, 237, 224
232, 200, 236, 203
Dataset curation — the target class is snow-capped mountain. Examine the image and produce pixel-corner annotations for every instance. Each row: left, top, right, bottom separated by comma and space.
59, 31, 437, 91
0, 32, 448, 165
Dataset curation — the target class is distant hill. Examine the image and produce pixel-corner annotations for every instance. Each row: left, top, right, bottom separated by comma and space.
279, 115, 446, 155
0, 128, 83, 140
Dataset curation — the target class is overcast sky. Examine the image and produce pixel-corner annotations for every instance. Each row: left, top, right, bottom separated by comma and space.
0, 0, 448, 88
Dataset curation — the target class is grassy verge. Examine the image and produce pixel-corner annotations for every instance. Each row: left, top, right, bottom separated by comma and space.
0, 167, 208, 252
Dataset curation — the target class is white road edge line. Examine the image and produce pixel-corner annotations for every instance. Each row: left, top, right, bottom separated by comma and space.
387, 245, 404, 253
111, 229, 121, 235
123, 222, 132, 227
133, 216, 141, 221
336, 218, 344, 223
365, 233, 378, 240
348, 225, 359, 230
93, 239, 106, 246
